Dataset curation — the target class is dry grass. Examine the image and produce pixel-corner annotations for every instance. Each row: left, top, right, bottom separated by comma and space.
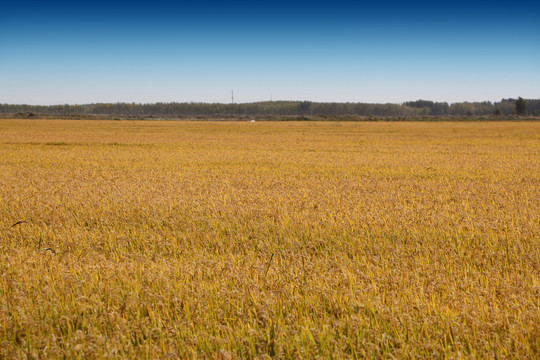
0, 119, 539, 358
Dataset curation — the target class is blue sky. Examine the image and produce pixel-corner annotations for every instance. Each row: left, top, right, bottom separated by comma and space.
1, 1, 539, 105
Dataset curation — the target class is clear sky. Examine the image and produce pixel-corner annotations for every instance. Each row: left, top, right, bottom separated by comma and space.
1, 0, 539, 105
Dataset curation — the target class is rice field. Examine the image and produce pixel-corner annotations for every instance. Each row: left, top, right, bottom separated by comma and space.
0, 119, 539, 358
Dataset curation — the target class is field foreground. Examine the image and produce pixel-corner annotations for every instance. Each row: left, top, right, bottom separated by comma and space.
0, 120, 539, 358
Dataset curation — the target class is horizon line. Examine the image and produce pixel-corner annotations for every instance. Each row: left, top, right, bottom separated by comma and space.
1, 98, 532, 107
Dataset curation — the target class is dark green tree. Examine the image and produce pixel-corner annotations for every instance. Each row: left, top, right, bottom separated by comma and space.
515, 97, 527, 115
299, 101, 312, 115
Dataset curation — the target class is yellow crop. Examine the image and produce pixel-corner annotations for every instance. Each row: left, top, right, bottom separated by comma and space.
1, 119, 538, 358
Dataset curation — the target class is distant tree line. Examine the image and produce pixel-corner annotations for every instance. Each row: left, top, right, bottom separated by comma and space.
1, 98, 539, 117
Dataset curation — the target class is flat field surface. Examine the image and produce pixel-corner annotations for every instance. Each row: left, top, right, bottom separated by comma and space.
0, 120, 539, 358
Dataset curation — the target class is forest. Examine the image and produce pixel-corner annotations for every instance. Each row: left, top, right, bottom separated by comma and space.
1, 98, 539, 118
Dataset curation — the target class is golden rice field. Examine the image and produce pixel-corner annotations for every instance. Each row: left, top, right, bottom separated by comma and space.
0, 119, 539, 359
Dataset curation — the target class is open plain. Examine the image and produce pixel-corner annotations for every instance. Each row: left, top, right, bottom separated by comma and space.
0, 120, 539, 358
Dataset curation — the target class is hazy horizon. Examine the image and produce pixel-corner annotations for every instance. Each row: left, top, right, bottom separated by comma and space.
2, 1, 539, 105
0, 98, 535, 107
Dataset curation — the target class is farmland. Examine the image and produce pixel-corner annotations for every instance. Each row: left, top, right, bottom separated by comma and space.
0, 119, 539, 358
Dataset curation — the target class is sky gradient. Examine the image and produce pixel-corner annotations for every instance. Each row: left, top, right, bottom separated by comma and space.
1, 1, 539, 105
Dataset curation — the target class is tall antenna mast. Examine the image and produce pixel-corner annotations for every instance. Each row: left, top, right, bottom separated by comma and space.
231, 90, 234, 104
